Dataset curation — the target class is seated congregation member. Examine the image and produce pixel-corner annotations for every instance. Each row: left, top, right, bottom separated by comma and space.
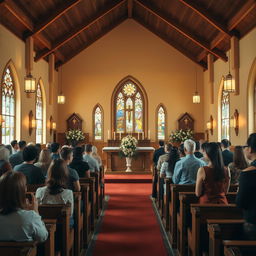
69, 147, 90, 178
172, 139, 206, 184
157, 143, 172, 171
14, 145, 45, 185
92, 146, 102, 167
34, 143, 42, 163
236, 133, 256, 240
153, 140, 165, 166
9, 140, 26, 168
60, 147, 80, 191
200, 142, 209, 164
228, 146, 248, 184
194, 141, 203, 158
195, 143, 230, 204
46, 143, 51, 151
0, 171, 48, 242
0, 145, 11, 176
10, 140, 18, 155
221, 139, 234, 166
5, 145, 12, 155
34, 149, 52, 177
50, 142, 60, 160
178, 143, 185, 158
83, 144, 99, 172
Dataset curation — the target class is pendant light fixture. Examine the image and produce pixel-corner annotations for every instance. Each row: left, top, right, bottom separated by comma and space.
193, 66, 200, 104
223, 50, 235, 92
57, 66, 65, 104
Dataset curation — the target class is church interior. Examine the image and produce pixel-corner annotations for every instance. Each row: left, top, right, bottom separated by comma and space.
0, 0, 256, 255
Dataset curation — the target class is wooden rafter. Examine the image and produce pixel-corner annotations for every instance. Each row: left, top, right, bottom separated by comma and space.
134, 17, 207, 69
128, 0, 133, 18
55, 17, 127, 69
178, 0, 233, 37
35, 0, 126, 62
134, 0, 227, 62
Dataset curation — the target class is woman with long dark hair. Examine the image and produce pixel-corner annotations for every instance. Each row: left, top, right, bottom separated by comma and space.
195, 142, 230, 204
228, 146, 248, 184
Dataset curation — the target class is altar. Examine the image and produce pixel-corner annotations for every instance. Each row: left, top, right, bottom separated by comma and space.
103, 146, 155, 172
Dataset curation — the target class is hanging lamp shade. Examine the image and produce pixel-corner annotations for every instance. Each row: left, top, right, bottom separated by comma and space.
57, 94, 65, 104
223, 72, 235, 92
24, 73, 36, 93
193, 91, 200, 104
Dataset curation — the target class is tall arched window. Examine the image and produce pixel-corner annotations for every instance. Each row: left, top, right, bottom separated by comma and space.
35, 82, 43, 143
93, 104, 103, 140
115, 81, 144, 133
1, 67, 15, 144
156, 105, 166, 140
221, 89, 230, 140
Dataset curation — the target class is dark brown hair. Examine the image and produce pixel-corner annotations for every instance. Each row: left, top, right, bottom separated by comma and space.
0, 171, 27, 215
234, 146, 248, 169
46, 159, 68, 195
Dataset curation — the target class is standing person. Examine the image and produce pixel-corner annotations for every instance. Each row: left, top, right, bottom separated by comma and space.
83, 144, 99, 173
14, 145, 45, 185
236, 133, 256, 240
9, 141, 26, 168
153, 140, 165, 166
10, 140, 18, 155
228, 146, 248, 184
221, 139, 234, 166
92, 145, 102, 167
0, 145, 11, 176
34, 149, 52, 177
172, 139, 206, 184
195, 143, 230, 204
50, 143, 60, 160
0, 171, 48, 242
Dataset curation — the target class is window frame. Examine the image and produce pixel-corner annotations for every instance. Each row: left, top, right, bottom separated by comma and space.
92, 104, 104, 141
156, 104, 167, 141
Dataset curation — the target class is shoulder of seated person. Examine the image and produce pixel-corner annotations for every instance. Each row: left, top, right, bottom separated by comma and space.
242, 166, 256, 172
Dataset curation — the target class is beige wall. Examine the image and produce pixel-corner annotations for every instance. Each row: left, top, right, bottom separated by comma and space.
203, 28, 256, 145
0, 25, 58, 143
59, 20, 205, 142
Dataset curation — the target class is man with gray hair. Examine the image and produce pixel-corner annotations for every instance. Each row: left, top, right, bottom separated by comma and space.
172, 139, 206, 184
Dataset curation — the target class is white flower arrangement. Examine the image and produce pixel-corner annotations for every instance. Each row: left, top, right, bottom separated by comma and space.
120, 135, 138, 157
170, 129, 193, 143
65, 129, 85, 141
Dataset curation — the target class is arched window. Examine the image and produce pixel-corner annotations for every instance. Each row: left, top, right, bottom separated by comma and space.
221, 89, 230, 140
156, 105, 166, 140
115, 81, 144, 133
1, 67, 15, 144
35, 82, 43, 143
93, 104, 103, 140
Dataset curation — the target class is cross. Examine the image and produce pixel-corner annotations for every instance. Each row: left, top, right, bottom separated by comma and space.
127, 105, 133, 123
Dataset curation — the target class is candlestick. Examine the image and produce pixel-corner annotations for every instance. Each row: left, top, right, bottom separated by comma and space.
114, 131, 116, 140
137, 132, 139, 140
148, 129, 151, 140
119, 132, 121, 140
107, 130, 110, 140
142, 132, 144, 140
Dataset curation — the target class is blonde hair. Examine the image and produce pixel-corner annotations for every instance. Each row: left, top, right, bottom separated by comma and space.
38, 149, 51, 165
0, 145, 10, 162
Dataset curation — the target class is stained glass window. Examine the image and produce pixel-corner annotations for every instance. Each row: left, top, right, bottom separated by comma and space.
157, 106, 166, 140
115, 82, 144, 133
36, 83, 43, 143
94, 105, 103, 140
2, 67, 15, 144
221, 90, 230, 140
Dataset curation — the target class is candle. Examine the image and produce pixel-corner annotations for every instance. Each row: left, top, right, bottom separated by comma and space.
137, 132, 139, 140
107, 130, 110, 140
114, 132, 116, 140
119, 132, 121, 140
142, 132, 144, 140
148, 129, 151, 140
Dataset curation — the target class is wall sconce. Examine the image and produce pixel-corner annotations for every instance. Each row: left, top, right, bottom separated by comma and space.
24, 73, 36, 93
29, 111, 36, 136
230, 109, 239, 136
50, 116, 57, 135
206, 115, 213, 135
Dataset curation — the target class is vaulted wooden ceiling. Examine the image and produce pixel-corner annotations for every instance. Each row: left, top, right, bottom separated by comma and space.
0, 0, 255, 70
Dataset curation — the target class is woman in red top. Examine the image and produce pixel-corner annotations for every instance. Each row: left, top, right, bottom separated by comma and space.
195, 142, 230, 204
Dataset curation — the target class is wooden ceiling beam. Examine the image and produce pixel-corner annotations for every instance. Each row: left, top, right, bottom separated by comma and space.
134, 17, 207, 70
55, 17, 127, 69
30, 0, 82, 36
134, 0, 227, 62
35, 0, 126, 62
128, 0, 133, 18
177, 0, 233, 37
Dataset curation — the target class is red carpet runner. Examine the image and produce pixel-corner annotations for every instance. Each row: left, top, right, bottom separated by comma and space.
92, 181, 168, 256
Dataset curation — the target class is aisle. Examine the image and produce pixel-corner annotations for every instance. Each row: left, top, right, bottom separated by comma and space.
92, 182, 168, 256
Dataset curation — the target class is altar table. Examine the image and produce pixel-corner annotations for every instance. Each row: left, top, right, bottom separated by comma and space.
102, 147, 155, 172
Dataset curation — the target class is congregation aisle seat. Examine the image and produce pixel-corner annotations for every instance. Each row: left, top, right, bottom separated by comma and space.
157, 173, 164, 215
38, 204, 74, 256
223, 241, 256, 256
0, 241, 37, 256
187, 204, 243, 256
207, 219, 245, 256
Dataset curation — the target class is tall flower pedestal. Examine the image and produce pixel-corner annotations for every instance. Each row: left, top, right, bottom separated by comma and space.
125, 157, 132, 172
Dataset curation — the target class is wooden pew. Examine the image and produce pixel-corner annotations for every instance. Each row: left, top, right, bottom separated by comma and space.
207, 219, 244, 256
188, 204, 243, 256
90, 173, 100, 218
38, 204, 74, 256
223, 240, 256, 256
0, 241, 37, 256
162, 178, 172, 230
152, 166, 158, 200
99, 166, 105, 210
27, 184, 45, 193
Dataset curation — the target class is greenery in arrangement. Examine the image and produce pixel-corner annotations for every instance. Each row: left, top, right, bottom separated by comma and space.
65, 129, 85, 143
169, 129, 193, 143
120, 135, 138, 157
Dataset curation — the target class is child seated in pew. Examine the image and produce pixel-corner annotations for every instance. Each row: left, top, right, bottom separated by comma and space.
0, 171, 48, 242
195, 142, 230, 204
35, 159, 74, 226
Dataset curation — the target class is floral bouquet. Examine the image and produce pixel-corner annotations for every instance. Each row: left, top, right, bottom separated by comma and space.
169, 129, 193, 143
65, 129, 85, 146
120, 135, 138, 157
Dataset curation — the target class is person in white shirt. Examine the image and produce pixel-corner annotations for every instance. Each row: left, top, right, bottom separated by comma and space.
83, 144, 100, 172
